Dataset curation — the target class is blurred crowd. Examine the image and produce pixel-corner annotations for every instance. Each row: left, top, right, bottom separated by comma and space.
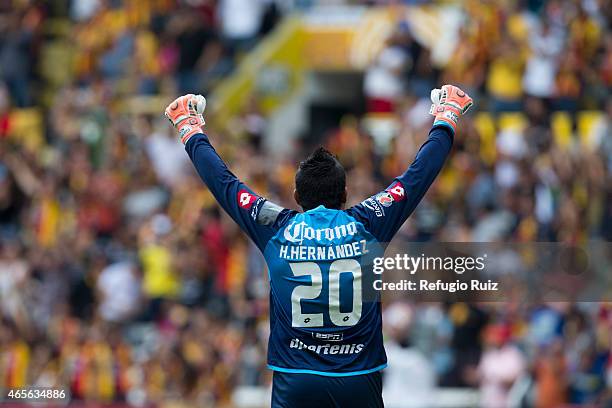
0, 0, 610, 407
364, 2, 611, 404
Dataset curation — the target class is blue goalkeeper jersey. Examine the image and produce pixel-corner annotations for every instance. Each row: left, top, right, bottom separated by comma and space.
185, 125, 453, 376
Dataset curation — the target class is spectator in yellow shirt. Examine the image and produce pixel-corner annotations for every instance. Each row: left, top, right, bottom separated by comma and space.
486, 38, 525, 112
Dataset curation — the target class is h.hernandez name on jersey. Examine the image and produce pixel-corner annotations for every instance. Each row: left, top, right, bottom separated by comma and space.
278, 220, 369, 262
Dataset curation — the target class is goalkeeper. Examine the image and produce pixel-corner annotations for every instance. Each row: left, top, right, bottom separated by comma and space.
165, 85, 472, 407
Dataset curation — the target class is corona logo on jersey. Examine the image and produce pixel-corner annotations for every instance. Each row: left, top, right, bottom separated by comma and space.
283, 220, 358, 244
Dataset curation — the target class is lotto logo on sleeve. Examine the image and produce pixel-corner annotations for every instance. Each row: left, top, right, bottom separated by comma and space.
386, 182, 406, 201
237, 190, 258, 209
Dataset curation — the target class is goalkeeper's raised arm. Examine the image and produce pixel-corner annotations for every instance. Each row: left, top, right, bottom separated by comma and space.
164, 94, 291, 252
346, 84, 473, 243
164, 85, 473, 248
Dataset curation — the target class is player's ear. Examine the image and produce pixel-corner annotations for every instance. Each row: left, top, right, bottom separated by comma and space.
293, 189, 301, 208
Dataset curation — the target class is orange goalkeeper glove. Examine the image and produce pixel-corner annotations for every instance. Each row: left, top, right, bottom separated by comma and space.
164, 94, 207, 144
429, 85, 473, 135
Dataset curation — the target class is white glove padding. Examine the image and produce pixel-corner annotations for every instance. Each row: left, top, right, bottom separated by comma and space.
192, 94, 206, 116
429, 88, 446, 115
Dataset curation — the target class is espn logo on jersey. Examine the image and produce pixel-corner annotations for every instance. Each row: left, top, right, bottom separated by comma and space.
237, 189, 258, 209
312, 332, 344, 342
386, 181, 406, 201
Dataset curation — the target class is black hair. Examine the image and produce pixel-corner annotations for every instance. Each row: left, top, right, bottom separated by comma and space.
295, 147, 346, 210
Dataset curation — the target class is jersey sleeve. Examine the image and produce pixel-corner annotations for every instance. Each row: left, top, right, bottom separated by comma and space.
185, 133, 288, 251
346, 125, 453, 243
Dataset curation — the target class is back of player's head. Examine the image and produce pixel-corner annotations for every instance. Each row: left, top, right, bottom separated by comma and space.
295, 147, 347, 211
